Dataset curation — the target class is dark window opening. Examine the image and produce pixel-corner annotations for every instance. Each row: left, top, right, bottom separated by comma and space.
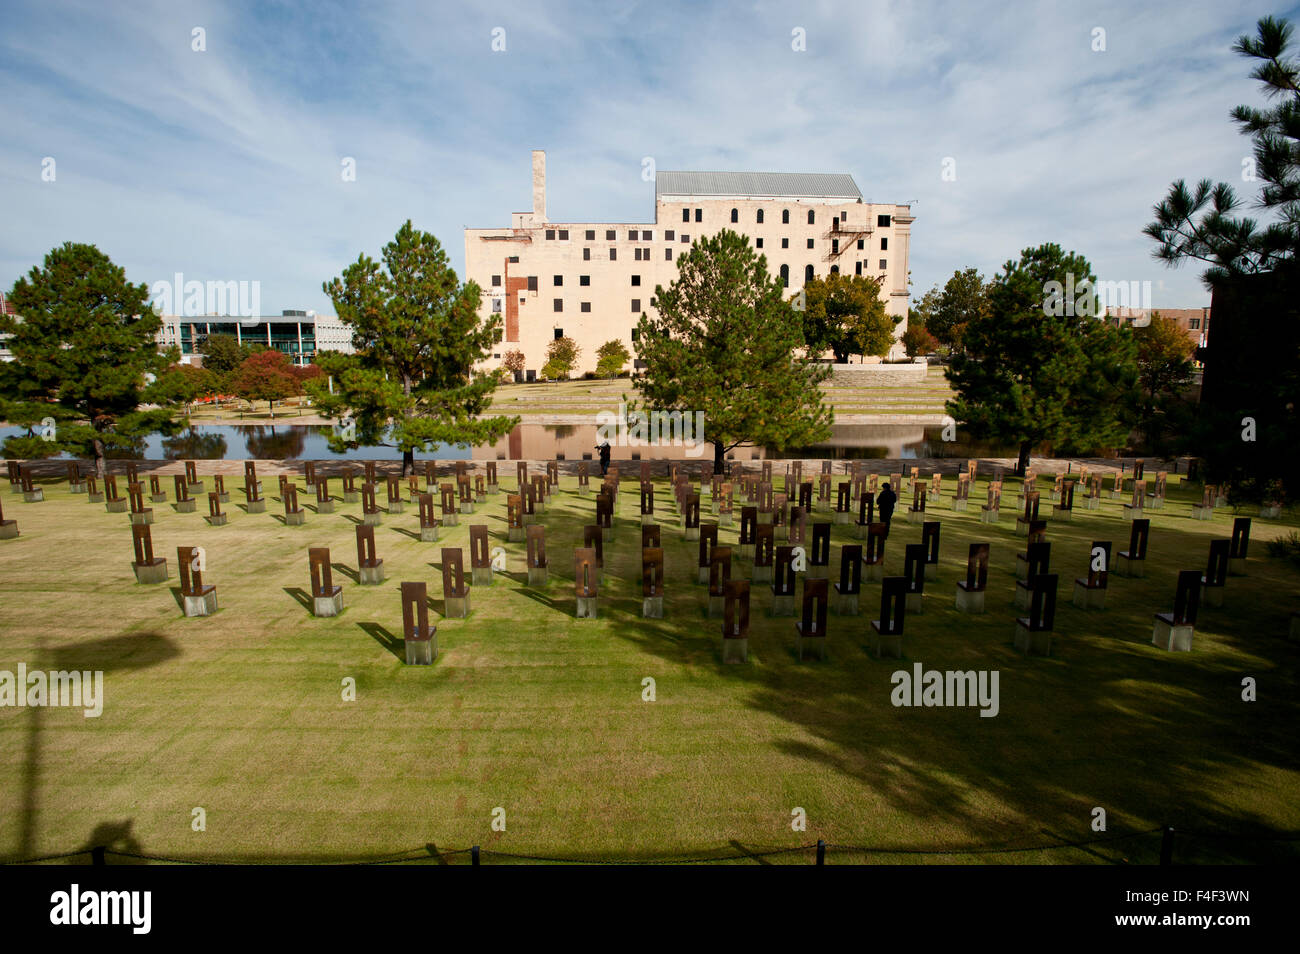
877, 214, 891, 228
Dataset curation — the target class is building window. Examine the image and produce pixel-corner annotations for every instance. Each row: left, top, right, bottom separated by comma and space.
628, 230, 637, 241
642, 230, 652, 240
554, 328, 563, 339
756, 209, 764, 224
682, 208, 690, 222
756, 238, 763, 248
780, 264, 789, 288
681, 234, 689, 243
610, 248, 617, 261
554, 299, 563, 312
881, 237, 888, 250
782, 209, 790, 224
527, 276, 538, 292
807, 210, 815, 225
491, 274, 501, 286
606, 229, 616, 241
879, 259, 888, 270
583, 247, 591, 261
807, 238, 814, 249
665, 248, 672, 261
878, 214, 892, 228
1189, 318, 1200, 329
855, 262, 862, 276
782, 238, 789, 249
585, 229, 595, 240
631, 327, 639, 341
694, 209, 702, 222
580, 275, 590, 286
730, 208, 738, 223
832, 239, 839, 254
558, 230, 569, 240
805, 265, 814, 283
508, 256, 519, 263
631, 299, 641, 312
493, 353, 500, 359
830, 265, 839, 274
632, 275, 641, 286
857, 239, 864, 250
581, 302, 591, 313
545, 229, 556, 240
554, 275, 563, 286
666, 230, 675, 241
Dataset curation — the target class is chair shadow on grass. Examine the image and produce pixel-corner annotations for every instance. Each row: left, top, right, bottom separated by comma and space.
332, 562, 359, 583
270, 514, 287, 525
392, 527, 422, 541
167, 586, 186, 611
341, 514, 362, 524
283, 587, 312, 612
357, 621, 404, 661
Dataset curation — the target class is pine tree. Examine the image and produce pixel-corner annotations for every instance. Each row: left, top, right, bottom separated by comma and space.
0, 242, 181, 476
946, 243, 1140, 476
633, 229, 832, 468
308, 221, 517, 474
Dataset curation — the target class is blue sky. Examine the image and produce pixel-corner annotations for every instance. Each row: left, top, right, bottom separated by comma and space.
3, 0, 1296, 315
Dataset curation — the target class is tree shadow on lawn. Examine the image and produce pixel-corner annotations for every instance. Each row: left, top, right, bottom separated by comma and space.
601, 537, 1300, 862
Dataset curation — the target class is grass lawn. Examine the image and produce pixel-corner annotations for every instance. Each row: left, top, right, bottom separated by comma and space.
1, 467, 1297, 864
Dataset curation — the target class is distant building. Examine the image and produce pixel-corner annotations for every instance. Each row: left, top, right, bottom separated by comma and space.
0, 292, 13, 362
156, 309, 353, 366
1109, 306, 1211, 355
465, 151, 915, 379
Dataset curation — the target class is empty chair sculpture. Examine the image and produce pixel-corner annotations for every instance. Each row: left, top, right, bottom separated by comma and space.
1153, 570, 1201, 651
1072, 540, 1111, 610
1013, 574, 1058, 656
955, 543, 990, 613
794, 578, 829, 661
869, 577, 907, 658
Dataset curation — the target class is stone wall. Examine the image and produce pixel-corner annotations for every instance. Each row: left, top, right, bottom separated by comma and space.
829, 361, 929, 387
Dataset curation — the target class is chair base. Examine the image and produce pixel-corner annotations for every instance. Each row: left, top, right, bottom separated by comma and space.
527, 566, 548, 586
770, 593, 795, 616
313, 592, 344, 617
472, 567, 493, 586
405, 635, 437, 665
642, 595, 663, 618
1072, 581, 1106, 610
132, 559, 169, 584
955, 586, 985, 613
1152, 618, 1193, 651
1013, 620, 1052, 655
183, 589, 218, 618
869, 622, 903, 658
722, 637, 748, 664
359, 563, 385, 585
444, 594, 471, 618
576, 596, 599, 618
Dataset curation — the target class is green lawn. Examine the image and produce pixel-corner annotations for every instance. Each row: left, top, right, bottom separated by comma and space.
1, 468, 1297, 864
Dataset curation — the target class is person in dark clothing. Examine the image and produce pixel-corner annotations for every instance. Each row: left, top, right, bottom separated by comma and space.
597, 441, 612, 476
876, 483, 897, 536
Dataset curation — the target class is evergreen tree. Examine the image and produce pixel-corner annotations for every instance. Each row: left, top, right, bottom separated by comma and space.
929, 268, 990, 353
0, 242, 181, 475
307, 220, 517, 474
633, 229, 832, 468
946, 243, 1140, 476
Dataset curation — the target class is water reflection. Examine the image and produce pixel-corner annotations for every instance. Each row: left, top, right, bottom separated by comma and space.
0, 422, 1024, 461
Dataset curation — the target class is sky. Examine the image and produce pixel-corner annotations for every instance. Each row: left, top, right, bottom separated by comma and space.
2, 0, 1296, 316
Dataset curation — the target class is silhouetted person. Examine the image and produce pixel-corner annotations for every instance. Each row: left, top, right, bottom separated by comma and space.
597, 441, 611, 477
877, 483, 897, 536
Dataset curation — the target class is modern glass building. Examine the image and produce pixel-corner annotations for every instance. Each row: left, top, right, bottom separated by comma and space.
158, 310, 352, 365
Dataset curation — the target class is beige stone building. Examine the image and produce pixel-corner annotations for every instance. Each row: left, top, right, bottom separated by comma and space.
464, 151, 915, 379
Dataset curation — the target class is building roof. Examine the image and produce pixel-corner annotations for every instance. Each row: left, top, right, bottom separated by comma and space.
655, 171, 863, 201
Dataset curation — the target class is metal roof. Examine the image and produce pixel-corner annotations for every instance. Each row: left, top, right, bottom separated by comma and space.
655, 171, 862, 200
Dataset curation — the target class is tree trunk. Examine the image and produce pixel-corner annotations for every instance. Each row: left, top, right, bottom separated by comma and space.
714, 441, 725, 471
93, 437, 106, 480
1016, 440, 1032, 477
403, 448, 415, 477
